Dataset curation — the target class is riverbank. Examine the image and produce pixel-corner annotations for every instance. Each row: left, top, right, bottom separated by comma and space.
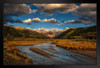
4, 39, 51, 65
16, 42, 96, 64
52, 39, 96, 59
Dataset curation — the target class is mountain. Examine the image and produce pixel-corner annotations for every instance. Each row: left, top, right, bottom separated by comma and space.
32, 30, 65, 38
4, 25, 49, 41
34, 31, 57, 38
55, 26, 96, 39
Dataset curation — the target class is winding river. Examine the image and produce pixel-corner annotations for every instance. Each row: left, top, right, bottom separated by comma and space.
16, 42, 96, 65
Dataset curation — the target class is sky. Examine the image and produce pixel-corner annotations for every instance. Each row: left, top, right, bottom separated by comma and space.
4, 3, 96, 31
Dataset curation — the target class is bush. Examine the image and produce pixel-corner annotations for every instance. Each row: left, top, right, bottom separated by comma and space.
25, 58, 33, 64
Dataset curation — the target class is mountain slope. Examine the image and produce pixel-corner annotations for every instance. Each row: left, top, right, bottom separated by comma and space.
55, 26, 96, 39
4, 25, 49, 41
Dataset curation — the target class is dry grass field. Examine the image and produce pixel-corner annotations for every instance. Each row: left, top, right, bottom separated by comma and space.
4, 45, 33, 65
52, 39, 96, 59
4, 39, 51, 46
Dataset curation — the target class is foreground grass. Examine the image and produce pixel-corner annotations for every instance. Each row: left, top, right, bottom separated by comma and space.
52, 39, 96, 59
4, 43, 34, 65
4, 39, 51, 65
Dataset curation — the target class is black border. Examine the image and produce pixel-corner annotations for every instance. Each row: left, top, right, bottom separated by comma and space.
0, 0, 100, 68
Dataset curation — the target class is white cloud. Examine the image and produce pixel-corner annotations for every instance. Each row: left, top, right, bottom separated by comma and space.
32, 18, 42, 22
23, 18, 42, 23
23, 18, 58, 23
42, 18, 58, 23
23, 19, 31, 23
67, 20, 75, 23
25, 27, 31, 30
66, 27, 70, 29
32, 28, 65, 32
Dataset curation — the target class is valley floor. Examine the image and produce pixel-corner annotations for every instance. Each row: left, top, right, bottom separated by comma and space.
4, 39, 96, 65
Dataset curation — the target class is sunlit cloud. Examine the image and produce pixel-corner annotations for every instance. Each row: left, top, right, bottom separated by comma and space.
34, 4, 78, 15
66, 27, 70, 29
42, 18, 58, 23
25, 27, 31, 30
23, 18, 42, 23
32, 28, 66, 32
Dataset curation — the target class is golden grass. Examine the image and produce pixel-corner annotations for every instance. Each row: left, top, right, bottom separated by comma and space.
30, 48, 53, 58
52, 39, 96, 51
4, 43, 34, 65
51, 39, 96, 59
4, 40, 50, 46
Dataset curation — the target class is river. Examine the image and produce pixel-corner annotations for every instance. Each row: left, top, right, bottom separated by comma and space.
16, 42, 96, 65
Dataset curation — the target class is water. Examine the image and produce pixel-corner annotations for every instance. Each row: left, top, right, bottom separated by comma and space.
16, 42, 96, 65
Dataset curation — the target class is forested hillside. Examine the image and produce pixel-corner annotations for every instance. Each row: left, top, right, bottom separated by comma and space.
55, 26, 96, 39
4, 25, 49, 41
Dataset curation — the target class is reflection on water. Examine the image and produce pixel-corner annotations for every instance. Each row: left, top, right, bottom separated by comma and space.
16, 42, 96, 65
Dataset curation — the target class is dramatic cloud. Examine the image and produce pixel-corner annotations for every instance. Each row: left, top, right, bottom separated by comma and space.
34, 4, 78, 15
4, 4, 36, 24
4, 4, 35, 16
42, 18, 58, 23
66, 17, 96, 24
67, 4, 96, 24
73, 4, 96, 17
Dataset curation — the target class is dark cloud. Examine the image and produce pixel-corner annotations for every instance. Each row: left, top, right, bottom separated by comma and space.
34, 4, 78, 15
73, 4, 96, 17
67, 4, 96, 25
67, 17, 96, 25
4, 4, 35, 24
4, 4, 34, 16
